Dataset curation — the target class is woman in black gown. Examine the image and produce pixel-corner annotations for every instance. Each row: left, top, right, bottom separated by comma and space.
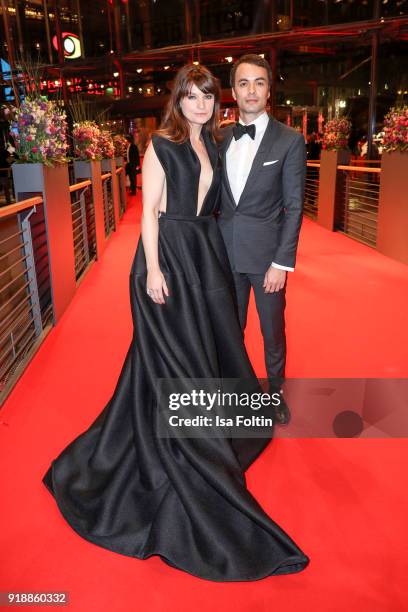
42, 64, 309, 582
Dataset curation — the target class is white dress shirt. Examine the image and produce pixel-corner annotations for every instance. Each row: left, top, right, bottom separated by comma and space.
225, 111, 294, 272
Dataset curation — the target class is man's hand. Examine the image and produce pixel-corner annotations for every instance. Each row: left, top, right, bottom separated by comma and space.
263, 267, 286, 293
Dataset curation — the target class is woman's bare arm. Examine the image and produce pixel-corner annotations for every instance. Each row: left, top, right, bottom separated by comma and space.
141, 141, 169, 304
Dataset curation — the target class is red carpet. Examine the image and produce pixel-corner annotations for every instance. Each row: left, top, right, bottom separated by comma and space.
1, 194, 408, 611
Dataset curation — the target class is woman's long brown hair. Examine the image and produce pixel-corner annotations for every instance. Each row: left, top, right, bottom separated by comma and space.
155, 64, 221, 144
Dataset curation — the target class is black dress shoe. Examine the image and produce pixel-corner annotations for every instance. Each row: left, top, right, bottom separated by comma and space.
270, 387, 291, 426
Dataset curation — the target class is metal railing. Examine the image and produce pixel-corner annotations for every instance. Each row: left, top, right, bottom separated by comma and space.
101, 172, 115, 238
0, 197, 53, 404
69, 180, 97, 282
336, 165, 381, 248
116, 166, 126, 219
304, 162, 320, 220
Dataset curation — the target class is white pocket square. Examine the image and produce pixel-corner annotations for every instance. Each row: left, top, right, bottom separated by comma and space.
263, 160, 279, 166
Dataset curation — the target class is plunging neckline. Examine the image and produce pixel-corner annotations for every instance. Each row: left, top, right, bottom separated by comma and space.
188, 133, 215, 216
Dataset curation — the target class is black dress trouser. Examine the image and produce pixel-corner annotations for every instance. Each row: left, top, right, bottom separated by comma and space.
232, 271, 286, 386
127, 163, 138, 192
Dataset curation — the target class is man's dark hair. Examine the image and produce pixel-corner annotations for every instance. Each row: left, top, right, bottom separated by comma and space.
230, 54, 272, 88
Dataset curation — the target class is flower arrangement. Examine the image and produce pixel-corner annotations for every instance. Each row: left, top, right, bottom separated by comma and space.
381, 106, 408, 153
98, 129, 114, 159
72, 120, 102, 160
10, 96, 68, 165
322, 117, 351, 151
113, 134, 128, 157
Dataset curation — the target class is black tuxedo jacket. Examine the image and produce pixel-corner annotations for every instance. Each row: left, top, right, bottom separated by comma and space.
218, 115, 306, 274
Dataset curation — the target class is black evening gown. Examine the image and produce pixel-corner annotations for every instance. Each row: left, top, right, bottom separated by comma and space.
42, 131, 309, 582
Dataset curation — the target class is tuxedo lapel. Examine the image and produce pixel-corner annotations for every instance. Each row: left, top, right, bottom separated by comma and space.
236, 116, 276, 208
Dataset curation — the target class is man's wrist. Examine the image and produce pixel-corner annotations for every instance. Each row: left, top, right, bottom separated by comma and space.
271, 262, 294, 272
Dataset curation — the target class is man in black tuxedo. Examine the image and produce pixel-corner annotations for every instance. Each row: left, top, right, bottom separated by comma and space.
218, 54, 306, 423
125, 135, 140, 195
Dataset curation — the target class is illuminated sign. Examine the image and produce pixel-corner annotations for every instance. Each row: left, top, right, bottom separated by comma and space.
52, 33, 81, 59
0, 58, 13, 100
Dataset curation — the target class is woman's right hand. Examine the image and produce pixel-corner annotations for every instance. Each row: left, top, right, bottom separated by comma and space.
146, 269, 169, 305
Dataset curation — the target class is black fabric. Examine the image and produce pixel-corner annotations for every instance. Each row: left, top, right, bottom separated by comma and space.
0, 146, 11, 178
125, 143, 140, 193
42, 130, 309, 582
233, 122, 256, 141
126, 162, 138, 192
127, 143, 140, 166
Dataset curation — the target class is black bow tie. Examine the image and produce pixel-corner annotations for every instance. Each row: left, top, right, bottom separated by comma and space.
233, 122, 256, 141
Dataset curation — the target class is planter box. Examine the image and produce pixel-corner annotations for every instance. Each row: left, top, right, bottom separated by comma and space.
317, 148, 351, 231
11, 162, 76, 324
100, 158, 120, 228
101, 158, 114, 172
73, 159, 106, 259
11, 162, 47, 193
73, 160, 93, 179
377, 151, 408, 265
